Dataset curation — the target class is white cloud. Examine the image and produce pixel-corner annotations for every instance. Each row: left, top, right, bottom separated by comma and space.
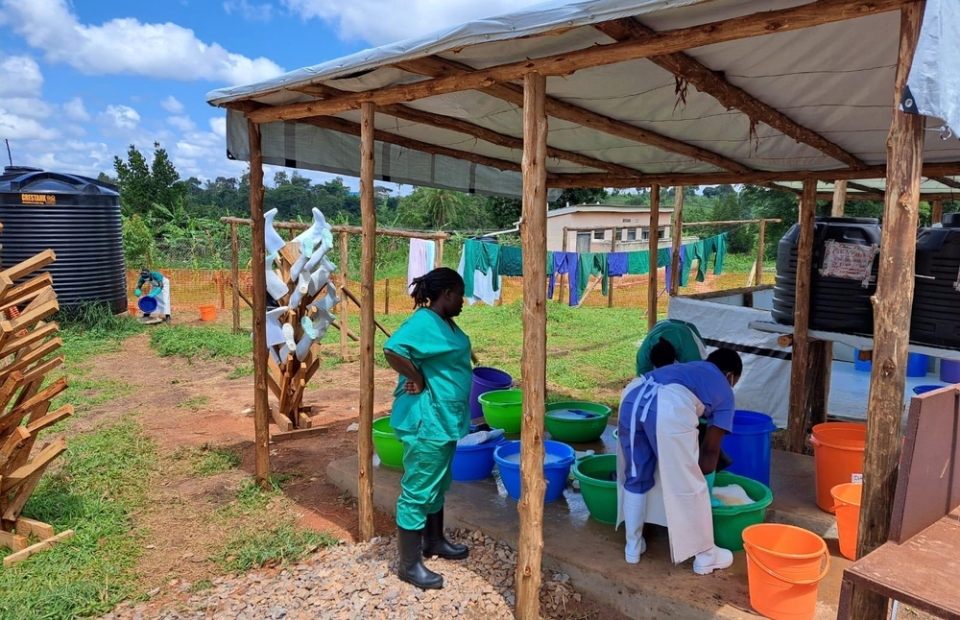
223, 0, 273, 22
0, 54, 43, 98
0, 110, 59, 141
63, 97, 91, 122
0, 0, 285, 85
209, 117, 227, 138
281, 0, 544, 45
99, 104, 141, 133
2, 97, 55, 119
167, 115, 196, 132
161, 96, 186, 114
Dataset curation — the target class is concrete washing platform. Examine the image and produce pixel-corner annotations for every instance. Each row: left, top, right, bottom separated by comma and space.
328, 429, 851, 620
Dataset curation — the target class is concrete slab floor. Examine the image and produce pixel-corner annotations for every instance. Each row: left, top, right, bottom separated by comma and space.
328, 432, 850, 620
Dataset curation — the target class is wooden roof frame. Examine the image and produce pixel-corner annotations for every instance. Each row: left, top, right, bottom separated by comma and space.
221, 2, 949, 618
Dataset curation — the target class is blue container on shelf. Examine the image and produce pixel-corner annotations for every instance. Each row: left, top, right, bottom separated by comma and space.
451, 434, 506, 482
913, 384, 944, 395
906, 353, 929, 377
137, 296, 158, 314
853, 349, 871, 372
720, 410, 777, 487
469, 367, 513, 420
494, 440, 575, 503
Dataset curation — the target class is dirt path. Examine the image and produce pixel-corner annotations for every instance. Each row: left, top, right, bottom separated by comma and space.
74, 333, 631, 620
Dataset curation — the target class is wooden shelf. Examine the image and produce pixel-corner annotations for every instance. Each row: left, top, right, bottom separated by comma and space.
748, 320, 960, 363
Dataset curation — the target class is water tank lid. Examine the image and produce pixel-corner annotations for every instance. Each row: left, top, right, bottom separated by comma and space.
0, 168, 119, 196
941, 213, 960, 228
814, 216, 881, 225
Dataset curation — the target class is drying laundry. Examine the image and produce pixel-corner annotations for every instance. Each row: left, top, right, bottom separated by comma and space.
461, 239, 501, 297
607, 252, 629, 277
548, 251, 579, 306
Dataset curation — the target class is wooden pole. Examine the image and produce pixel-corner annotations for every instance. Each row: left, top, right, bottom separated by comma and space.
339, 231, 349, 360
932, 199, 943, 225
218, 270, 227, 310
435, 239, 444, 269
230, 222, 241, 334
786, 180, 817, 453
559, 227, 568, 304
853, 4, 926, 617
357, 102, 377, 543
515, 71, 548, 620
384, 278, 390, 315
754, 219, 766, 286
220, 217, 451, 240
832, 180, 848, 216
670, 187, 684, 295
607, 228, 617, 308
247, 119, 271, 487
647, 185, 660, 330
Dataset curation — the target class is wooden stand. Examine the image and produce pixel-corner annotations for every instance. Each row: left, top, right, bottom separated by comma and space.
0, 246, 76, 564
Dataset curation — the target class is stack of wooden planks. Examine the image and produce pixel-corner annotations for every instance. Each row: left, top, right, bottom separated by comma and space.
0, 246, 75, 566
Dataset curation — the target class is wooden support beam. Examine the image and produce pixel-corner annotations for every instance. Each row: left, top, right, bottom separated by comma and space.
0, 322, 58, 359
0, 274, 53, 311
19, 355, 63, 387
648, 184, 660, 331
516, 71, 548, 620
787, 180, 818, 453
295, 82, 640, 177
809, 341, 832, 426
221, 216, 451, 240
250, 0, 904, 125
670, 187, 684, 296
300, 115, 523, 173
339, 232, 349, 360
1, 438, 67, 494
592, 19, 867, 170
24, 404, 72, 436
14, 518, 54, 540
932, 199, 943, 225
2, 530, 74, 568
0, 300, 58, 336
0, 250, 55, 283
247, 118, 272, 487
230, 222, 241, 334
755, 220, 767, 286
357, 101, 377, 543
0, 377, 67, 437
394, 57, 748, 173
547, 162, 960, 189
832, 180, 848, 216
608, 229, 617, 308
930, 176, 960, 190
853, 4, 926, 618
0, 428, 29, 472
0, 530, 27, 552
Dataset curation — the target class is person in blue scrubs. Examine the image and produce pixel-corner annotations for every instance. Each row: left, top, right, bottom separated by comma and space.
383, 268, 473, 590
617, 348, 742, 574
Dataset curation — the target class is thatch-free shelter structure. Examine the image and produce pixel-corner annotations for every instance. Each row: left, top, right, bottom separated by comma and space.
208, 1, 960, 617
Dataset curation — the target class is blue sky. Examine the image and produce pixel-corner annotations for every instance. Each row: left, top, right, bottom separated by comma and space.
0, 0, 541, 190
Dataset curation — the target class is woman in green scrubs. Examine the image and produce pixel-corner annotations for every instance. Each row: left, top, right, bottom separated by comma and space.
635, 318, 707, 376
383, 267, 473, 590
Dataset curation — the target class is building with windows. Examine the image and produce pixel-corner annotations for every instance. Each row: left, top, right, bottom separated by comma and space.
544, 204, 695, 254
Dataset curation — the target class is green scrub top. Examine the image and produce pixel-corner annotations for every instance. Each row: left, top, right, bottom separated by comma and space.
636, 319, 706, 376
384, 307, 473, 442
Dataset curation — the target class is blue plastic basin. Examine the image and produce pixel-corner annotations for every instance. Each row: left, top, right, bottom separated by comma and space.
720, 410, 777, 487
494, 440, 574, 503
913, 384, 944, 395
138, 296, 158, 313
452, 435, 506, 482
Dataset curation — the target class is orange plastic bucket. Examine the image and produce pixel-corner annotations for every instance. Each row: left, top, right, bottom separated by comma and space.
743, 524, 831, 620
810, 422, 866, 513
831, 483, 863, 560
128, 303, 137, 315
198, 304, 217, 321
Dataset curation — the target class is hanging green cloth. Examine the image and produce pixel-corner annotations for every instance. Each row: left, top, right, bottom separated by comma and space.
576, 252, 608, 298
627, 251, 649, 275
497, 245, 523, 277
461, 239, 501, 296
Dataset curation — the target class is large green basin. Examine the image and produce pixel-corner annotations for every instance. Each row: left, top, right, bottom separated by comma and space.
478, 389, 523, 434
711, 471, 774, 551
544, 401, 612, 443
372, 416, 404, 469
572, 454, 618, 525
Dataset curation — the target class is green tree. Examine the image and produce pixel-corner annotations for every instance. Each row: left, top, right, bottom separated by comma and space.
113, 142, 186, 220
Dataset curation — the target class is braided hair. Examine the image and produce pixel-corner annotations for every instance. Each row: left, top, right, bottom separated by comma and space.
410, 267, 464, 309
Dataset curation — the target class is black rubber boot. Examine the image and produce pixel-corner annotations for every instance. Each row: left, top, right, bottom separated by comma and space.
422, 509, 468, 560
396, 527, 443, 590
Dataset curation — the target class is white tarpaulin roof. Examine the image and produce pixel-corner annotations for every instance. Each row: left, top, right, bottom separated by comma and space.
207, 0, 960, 199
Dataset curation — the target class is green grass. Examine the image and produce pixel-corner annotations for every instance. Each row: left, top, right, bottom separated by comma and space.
0, 421, 155, 620
56, 304, 146, 362
149, 325, 252, 360
227, 364, 254, 379
178, 395, 210, 410
173, 444, 243, 477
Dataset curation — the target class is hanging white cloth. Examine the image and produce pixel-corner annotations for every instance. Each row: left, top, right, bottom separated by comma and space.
616, 378, 715, 565
457, 251, 501, 306
407, 238, 433, 293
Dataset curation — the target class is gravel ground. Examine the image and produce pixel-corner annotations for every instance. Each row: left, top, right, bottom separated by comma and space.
101, 529, 588, 620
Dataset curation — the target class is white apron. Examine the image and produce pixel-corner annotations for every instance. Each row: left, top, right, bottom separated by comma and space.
154, 277, 171, 315
616, 378, 715, 564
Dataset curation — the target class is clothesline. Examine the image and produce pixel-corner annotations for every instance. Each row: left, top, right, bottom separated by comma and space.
456, 233, 728, 307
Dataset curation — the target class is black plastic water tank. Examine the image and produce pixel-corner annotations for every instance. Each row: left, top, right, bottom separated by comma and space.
910, 213, 960, 347
772, 216, 881, 334
0, 167, 127, 314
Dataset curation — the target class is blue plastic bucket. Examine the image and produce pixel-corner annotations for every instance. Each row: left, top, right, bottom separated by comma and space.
138, 296, 158, 314
469, 367, 513, 420
720, 410, 777, 487
913, 384, 944, 395
906, 353, 929, 377
853, 349, 871, 372
941, 359, 960, 383
494, 440, 574, 503
451, 435, 506, 482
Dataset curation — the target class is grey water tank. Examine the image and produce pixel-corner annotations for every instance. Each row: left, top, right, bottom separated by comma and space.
0, 166, 127, 314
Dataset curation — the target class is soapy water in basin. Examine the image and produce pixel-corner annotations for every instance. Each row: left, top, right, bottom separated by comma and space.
546, 409, 600, 420
499, 452, 568, 466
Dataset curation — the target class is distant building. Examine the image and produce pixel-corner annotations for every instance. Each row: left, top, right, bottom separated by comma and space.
544, 204, 695, 253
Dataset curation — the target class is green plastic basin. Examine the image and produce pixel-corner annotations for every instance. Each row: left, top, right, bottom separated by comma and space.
711, 471, 773, 551
544, 401, 612, 443
572, 454, 618, 525
478, 389, 523, 434
372, 416, 404, 469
